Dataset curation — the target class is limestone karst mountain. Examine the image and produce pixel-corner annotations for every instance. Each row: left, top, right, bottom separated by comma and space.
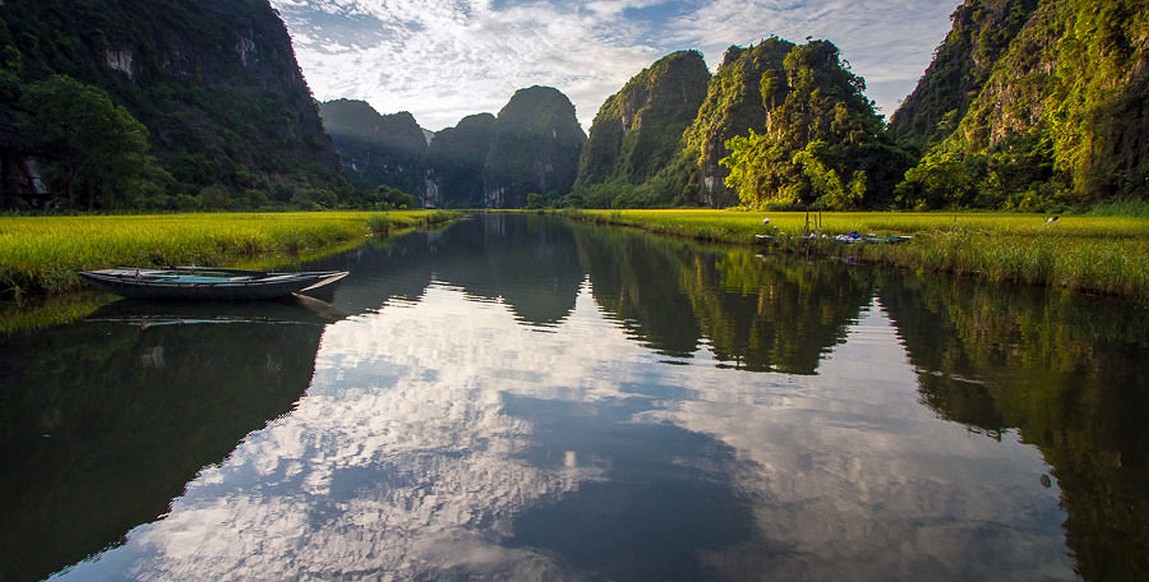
0, 0, 347, 209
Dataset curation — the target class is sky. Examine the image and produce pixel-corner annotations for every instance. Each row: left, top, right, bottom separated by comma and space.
268, 0, 964, 132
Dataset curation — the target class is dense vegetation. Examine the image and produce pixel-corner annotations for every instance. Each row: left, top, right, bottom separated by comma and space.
718, 40, 913, 210
888, 0, 1039, 149
894, 0, 1149, 211
678, 38, 795, 207
571, 50, 710, 208
561, 0, 1149, 212
3, 0, 1146, 214
0, 0, 349, 211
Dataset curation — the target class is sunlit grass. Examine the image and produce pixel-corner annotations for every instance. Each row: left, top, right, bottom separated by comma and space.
0, 210, 458, 298
568, 209, 1149, 298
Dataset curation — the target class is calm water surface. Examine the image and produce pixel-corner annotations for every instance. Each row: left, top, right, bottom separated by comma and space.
2, 215, 1147, 581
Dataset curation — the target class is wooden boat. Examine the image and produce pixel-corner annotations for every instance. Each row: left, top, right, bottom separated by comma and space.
78, 266, 350, 300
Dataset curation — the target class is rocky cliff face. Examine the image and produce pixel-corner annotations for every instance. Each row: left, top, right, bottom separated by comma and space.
482, 86, 586, 208
0, 0, 346, 208
318, 87, 583, 209
575, 50, 710, 191
426, 113, 495, 208
680, 37, 795, 207
893, 0, 1149, 208
320, 100, 428, 201
889, 0, 1040, 148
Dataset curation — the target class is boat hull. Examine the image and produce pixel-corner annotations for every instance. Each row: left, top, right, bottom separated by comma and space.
78, 268, 350, 300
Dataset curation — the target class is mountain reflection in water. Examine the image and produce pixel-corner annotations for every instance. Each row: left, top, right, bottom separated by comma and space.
0, 298, 334, 582
1, 215, 1144, 581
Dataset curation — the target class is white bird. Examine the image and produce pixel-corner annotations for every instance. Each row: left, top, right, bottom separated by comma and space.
762, 217, 771, 225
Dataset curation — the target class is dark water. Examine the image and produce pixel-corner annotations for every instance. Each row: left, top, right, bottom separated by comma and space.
2, 215, 1147, 581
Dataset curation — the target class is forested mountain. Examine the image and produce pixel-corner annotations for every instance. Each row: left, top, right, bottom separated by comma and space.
319, 99, 428, 203
426, 113, 495, 209
0, 0, 348, 211
4, 0, 1143, 212
326, 87, 583, 210
482, 86, 586, 208
679, 38, 795, 207
888, 0, 1039, 149
573, 0, 1149, 211
893, 0, 1149, 210
717, 39, 912, 209
575, 38, 901, 210
572, 50, 710, 208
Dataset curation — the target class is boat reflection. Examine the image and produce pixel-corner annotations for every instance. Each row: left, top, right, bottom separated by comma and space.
0, 298, 336, 582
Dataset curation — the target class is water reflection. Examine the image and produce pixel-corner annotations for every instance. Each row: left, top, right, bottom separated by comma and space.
879, 273, 1149, 580
573, 225, 874, 372
309, 214, 584, 328
0, 298, 333, 582
3, 215, 1147, 580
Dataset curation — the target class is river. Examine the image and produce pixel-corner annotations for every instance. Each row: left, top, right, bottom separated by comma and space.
2, 214, 1147, 581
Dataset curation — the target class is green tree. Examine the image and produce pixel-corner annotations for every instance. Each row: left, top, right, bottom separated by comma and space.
375, 185, 414, 210
21, 75, 164, 209
720, 41, 907, 210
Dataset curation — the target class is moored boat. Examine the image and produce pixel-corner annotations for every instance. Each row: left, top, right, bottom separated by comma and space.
78, 266, 350, 300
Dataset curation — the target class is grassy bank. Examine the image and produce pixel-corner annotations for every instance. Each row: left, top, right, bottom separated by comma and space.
0, 210, 458, 299
568, 209, 1149, 298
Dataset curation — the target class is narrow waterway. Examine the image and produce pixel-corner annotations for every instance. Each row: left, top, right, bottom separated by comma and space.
2, 214, 1146, 581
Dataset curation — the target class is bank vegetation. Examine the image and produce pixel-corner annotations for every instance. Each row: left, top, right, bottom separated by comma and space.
0, 210, 457, 299
567, 209, 1149, 299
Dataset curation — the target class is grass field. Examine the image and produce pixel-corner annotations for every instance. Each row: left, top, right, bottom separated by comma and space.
569, 209, 1149, 299
0, 210, 457, 299
4, 207, 1146, 302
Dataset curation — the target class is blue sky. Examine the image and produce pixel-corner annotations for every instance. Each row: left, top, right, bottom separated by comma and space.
269, 0, 963, 131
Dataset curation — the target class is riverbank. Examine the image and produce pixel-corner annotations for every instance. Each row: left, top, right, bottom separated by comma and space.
565, 209, 1149, 299
0, 210, 458, 300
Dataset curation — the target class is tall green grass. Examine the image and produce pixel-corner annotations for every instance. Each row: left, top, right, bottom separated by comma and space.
0, 210, 457, 298
567, 209, 1149, 299
1086, 198, 1149, 218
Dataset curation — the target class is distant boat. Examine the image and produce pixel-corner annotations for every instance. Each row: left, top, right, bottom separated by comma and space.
79, 266, 349, 300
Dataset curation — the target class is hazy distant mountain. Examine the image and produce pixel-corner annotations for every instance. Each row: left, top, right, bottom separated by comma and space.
320, 99, 428, 200
426, 113, 496, 208
482, 86, 587, 208
322, 87, 584, 209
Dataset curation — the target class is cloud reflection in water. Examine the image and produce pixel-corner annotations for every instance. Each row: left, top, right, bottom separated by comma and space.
53, 283, 1073, 581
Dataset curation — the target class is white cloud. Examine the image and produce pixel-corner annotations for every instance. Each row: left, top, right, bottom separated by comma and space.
271, 0, 960, 130
273, 0, 660, 130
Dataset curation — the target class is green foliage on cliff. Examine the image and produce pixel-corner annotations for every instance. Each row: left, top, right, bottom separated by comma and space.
320, 99, 428, 201
681, 37, 795, 207
719, 41, 912, 210
893, 0, 1149, 210
0, 0, 348, 210
572, 50, 710, 207
889, 0, 1039, 149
